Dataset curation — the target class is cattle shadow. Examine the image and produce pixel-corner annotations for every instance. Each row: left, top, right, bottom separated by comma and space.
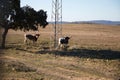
36, 48, 120, 60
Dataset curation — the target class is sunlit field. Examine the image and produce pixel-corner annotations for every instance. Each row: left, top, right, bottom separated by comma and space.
0, 23, 120, 80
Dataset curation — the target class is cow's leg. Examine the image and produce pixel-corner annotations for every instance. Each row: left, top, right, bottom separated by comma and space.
32, 40, 35, 45
63, 44, 68, 51
24, 37, 27, 44
60, 44, 64, 49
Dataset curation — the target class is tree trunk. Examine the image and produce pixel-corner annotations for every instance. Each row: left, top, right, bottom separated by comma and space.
1, 28, 8, 48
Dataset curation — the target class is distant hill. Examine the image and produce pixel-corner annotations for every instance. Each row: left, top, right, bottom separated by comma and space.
49, 20, 120, 25
71, 20, 120, 25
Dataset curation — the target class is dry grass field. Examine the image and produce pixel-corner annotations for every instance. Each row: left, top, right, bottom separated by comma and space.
0, 23, 120, 80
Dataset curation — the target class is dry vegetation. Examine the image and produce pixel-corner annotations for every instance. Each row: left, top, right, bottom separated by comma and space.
0, 23, 120, 80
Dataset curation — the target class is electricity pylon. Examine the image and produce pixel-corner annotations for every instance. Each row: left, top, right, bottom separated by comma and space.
51, 0, 62, 48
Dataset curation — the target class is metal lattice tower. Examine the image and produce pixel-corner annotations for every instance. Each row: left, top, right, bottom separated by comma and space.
51, 0, 62, 48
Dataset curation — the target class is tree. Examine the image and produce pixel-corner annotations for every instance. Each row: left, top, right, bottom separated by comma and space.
0, 0, 48, 48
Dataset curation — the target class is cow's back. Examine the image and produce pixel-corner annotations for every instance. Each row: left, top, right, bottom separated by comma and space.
26, 35, 37, 41
60, 38, 68, 44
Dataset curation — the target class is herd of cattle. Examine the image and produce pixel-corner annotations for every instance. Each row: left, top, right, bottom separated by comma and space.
24, 33, 70, 49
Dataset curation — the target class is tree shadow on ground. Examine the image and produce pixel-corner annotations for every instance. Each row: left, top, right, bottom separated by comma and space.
36, 48, 120, 60
1, 44, 120, 60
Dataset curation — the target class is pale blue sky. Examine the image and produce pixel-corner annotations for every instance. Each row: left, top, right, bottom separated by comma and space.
21, 0, 120, 21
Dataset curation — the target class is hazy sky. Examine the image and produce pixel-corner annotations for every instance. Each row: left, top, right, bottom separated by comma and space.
21, 0, 120, 21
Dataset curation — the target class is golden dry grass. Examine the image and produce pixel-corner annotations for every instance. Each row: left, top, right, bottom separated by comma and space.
1, 23, 120, 50
0, 23, 120, 80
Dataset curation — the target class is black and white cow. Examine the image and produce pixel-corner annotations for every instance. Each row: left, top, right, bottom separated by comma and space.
58, 36, 70, 49
24, 33, 40, 44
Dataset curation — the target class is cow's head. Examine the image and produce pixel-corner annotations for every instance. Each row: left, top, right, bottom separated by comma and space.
65, 37, 70, 40
35, 33, 40, 38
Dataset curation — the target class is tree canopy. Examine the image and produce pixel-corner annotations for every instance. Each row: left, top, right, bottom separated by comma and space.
10, 6, 48, 31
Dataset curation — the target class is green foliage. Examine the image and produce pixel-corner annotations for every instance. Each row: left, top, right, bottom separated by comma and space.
12, 5, 48, 31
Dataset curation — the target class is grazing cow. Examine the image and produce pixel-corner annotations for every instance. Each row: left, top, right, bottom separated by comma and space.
58, 36, 70, 49
24, 33, 40, 44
